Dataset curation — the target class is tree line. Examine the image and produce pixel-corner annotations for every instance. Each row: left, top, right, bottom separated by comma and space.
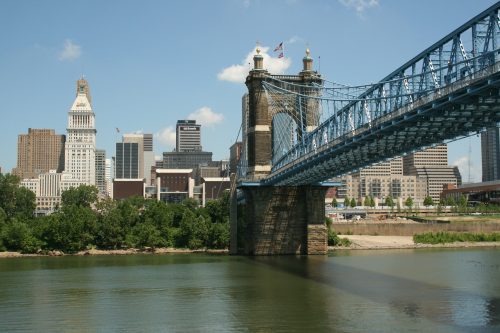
0, 173, 230, 254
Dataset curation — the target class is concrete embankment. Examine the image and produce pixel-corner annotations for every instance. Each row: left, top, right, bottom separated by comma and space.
330, 234, 500, 250
331, 220, 500, 236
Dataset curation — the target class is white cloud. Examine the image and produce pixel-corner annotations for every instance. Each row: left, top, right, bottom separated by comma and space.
452, 155, 481, 183
58, 39, 82, 61
217, 46, 292, 83
155, 126, 176, 149
338, 0, 379, 15
187, 106, 224, 127
287, 36, 303, 44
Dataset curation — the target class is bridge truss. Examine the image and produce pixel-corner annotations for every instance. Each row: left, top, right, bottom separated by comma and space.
237, 2, 500, 186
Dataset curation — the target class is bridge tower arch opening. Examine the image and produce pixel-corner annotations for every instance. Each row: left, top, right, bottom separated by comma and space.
232, 48, 329, 255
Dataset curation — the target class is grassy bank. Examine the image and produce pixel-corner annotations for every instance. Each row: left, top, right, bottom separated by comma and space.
413, 232, 500, 244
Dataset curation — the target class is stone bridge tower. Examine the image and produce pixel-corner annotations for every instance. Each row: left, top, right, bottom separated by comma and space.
244, 48, 323, 180
232, 48, 328, 256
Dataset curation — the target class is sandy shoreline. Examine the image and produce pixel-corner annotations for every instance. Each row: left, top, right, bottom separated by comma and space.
2, 235, 500, 258
331, 235, 500, 251
0, 248, 229, 258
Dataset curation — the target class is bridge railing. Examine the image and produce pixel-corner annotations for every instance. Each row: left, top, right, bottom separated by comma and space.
268, 57, 500, 175
262, 2, 500, 175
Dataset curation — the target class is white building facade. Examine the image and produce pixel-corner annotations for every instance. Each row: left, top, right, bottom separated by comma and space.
64, 78, 96, 185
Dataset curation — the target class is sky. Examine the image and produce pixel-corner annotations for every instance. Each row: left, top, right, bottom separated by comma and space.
0, 0, 498, 182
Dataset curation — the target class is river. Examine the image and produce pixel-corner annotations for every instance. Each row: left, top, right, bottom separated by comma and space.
0, 248, 499, 332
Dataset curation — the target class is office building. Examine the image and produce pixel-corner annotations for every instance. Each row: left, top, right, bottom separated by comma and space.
64, 78, 96, 185
143, 133, 156, 185
115, 141, 139, 179
162, 151, 212, 171
12, 128, 65, 179
403, 144, 461, 202
113, 179, 144, 200
95, 149, 107, 195
229, 142, 242, 175
154, 169, 195, 203
481, 127, 500, 182
403, 145, 448, 173
176, 120, 201, 152
105, 158, 112, 198
201, 177, 230, 205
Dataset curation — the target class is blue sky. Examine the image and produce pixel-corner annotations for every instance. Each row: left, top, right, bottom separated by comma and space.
0, 0, 497, 182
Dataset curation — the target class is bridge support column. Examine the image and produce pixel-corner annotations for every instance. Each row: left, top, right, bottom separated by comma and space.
236, 185, 327, 255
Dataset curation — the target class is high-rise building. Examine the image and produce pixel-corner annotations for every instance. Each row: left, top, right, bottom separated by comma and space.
403, 144, 461, 201
242, 94, 249, 165
113, 133, 155, 183
123, 134, 144, 178
403, 145, 448, 173
115, 142, 139, 179
176, 120, 201, 152
95, 149, 106, 195
12, 128, 65, 179
481, 127, 500, 182
105, 158, 112, 197
162, 151, 212, 171
143, 133, 156, 185
64, 78, 96, 185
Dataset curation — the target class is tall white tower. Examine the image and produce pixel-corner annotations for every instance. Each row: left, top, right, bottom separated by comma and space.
64, 78, 96, 185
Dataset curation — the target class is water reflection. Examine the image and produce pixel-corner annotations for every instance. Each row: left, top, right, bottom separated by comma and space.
249, 251, 500, 331
0, 249, 499, 332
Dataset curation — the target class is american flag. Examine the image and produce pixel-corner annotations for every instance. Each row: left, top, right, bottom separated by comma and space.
274, 42, 283, 52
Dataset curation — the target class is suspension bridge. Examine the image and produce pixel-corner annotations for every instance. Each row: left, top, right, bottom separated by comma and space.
230, 2, 500, 255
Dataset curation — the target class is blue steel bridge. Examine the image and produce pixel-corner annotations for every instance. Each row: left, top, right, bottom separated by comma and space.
231, 3, 500, 255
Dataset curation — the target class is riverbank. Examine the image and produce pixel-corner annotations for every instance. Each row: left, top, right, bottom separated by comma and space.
0, 248, 229, 258
330, 234, 500, 250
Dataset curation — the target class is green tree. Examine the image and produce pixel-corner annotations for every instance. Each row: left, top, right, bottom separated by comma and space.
0, 173, 36, 219
385, 196, 395, 208
142, 200, 174, 247
445, 196, 456, 207
350, 198, 356, 208
405, 197, 414, 215
423, 196, 434, 207
364, 196, 371, 207
125, 222, 163, 248
343, 196, 349, 208
61, 185, 98, 208
331, 197, 338, 208
459, 194, 468, 213
208, 221, 229, 249
51, 205, 97, 252
1, 217, 43, 253
182, 197, 199, 211
369, 196, 375, 208
95, 201, 127, 249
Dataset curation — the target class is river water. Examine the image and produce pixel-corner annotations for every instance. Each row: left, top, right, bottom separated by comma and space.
0, 248, 499, 332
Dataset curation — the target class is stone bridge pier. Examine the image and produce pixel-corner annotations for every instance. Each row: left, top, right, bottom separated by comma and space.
229, 47, 327, 255
234, 185, 328, 255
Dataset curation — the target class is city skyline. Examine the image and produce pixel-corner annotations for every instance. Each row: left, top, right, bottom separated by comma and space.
1, 0, 498, 181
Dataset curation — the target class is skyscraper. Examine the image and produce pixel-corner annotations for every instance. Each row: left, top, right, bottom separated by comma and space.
95, 149, 106, 195
115, 141, 139, 179
402, 144, 449, 173
403, 144, 461, 201
12, 128, 65, 179
64, 78, 96, 185
176, 120, 201, 152
481, 127, 500, 182
143, 133, 156, 185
